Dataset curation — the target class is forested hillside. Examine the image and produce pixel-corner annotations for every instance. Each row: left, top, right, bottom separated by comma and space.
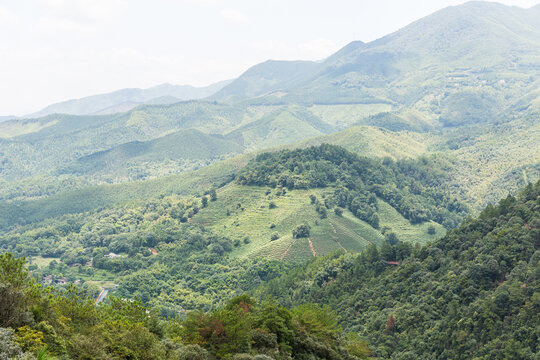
257, 181, 540, 359
0, 252, 368, 359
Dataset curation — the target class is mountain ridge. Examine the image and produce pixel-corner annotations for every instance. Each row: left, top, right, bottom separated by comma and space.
26, 80, 232, 118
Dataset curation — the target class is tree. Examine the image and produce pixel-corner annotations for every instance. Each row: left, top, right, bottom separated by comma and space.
201, 196, 209, 208
344, 333, 373, 359
0, 253, 38, 328
386, 314, 396, 333
178, 344, 209, 360
385, 232, 399, 246
293, 224, 310, 239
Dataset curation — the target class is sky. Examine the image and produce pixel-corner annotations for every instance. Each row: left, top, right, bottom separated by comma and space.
0, 0, 539, 115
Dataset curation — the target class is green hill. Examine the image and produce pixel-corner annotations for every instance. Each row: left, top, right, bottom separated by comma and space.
60, 129, 243, 180
2, 2, 540, 203
257, 180, 540, 359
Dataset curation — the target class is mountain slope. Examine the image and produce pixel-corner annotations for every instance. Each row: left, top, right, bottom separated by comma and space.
28, 80, 231, 117
59, 129, 243, 180
214, 1, 540, 121
212, 60, 318, 100
258, 180, 540, 359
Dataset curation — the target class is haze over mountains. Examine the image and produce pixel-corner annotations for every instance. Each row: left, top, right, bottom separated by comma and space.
25, 80, 232, 118
1, 2, 538, 204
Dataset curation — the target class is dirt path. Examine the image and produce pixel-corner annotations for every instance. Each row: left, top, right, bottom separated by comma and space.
329, 222, 347, 251
308, 238, 316, 257
280, 238, 297, 261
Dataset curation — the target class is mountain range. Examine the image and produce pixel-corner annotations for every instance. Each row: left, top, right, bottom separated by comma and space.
25, 80, 232, 118
1, 2, 539, 359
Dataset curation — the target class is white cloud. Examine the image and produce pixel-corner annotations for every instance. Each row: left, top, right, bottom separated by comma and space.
221, 8, 251, 26
38, 0, 127, 22
0, 5, 19, 25
176, 0, 223, 5
35, 17, 95, 35
298, 38, 339, 60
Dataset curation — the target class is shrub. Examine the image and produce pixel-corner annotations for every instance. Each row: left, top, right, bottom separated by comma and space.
270, 233, 279, 241
293, 224, 310, 238
232, 354, 253, 360
177, 344, 209, 360
0, 328, 24, 359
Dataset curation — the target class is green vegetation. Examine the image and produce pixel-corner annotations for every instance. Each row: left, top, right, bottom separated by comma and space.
237, 145, 467, 228
1, 3, 540, 358
59, 129, 242, 181
0, 253, 370, 359
1, 182, 538, 359
257, 181, 540, 359
1, 145, 462, 310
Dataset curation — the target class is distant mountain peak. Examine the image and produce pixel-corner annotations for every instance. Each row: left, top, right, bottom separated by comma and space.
26, 80, 232, 118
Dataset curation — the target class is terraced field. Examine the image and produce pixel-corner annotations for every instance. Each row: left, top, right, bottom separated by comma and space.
191, 183, 446, 262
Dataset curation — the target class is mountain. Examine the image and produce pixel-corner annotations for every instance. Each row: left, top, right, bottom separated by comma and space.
215, 1, 540, 122
27, 80, 232, 118
1, 4, 539, 358
0, 115, 17, 122
0, 2, 538, 216
212, 60, 318, 100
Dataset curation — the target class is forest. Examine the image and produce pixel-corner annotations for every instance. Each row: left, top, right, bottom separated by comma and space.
256, 181, 540, 359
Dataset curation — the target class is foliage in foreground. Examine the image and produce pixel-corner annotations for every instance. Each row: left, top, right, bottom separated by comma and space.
0, 253, 369, 359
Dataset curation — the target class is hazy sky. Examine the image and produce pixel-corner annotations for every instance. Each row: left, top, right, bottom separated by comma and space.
0, 0, 539, 115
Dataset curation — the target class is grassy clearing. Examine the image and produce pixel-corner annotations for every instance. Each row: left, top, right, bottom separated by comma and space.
192, 183, 443, 262
296, 126, 428, 160
310, 104, 393, 129
86, 280, 117, 289
29, 256, 58, 268
377, 200, 445, 244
